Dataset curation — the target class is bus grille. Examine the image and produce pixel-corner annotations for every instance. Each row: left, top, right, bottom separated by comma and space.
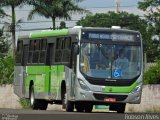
93, 93, 128, 101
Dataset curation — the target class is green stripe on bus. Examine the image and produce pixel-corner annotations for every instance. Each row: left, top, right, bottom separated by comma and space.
30, 29, 69, 38
104, 80, 138, 93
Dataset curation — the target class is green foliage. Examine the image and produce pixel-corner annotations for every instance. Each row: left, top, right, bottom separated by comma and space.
0, 0, 26, 55
144, 61, 160, 84
138, 0, 160, 62
0, 7, 6, 18
59, 21, 66, 29
145, 107, 160, 113
27, 0, 89, 29
19, 98, 31, 109
138, 0, 160, 34
0, 56, 14, 84
0, 29, 14, 84
77, 11, 146, 29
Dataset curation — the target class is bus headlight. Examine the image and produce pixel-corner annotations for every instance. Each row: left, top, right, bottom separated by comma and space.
131, 82, 142, 94
78, 79, 90, 91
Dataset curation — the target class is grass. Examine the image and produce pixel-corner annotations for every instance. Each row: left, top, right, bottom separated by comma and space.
145, 107, 160, 113
19, 97, 31, 109
127, 106, 160, 113
127, 107, 135, 112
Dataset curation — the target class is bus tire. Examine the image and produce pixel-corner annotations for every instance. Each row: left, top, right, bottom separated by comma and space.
29, 85, 38, 110
75, 102, 84, 112
39, 100, 48, 110
62, 86, 74, 112
117, 103, 126, 113
66, 100, 74, 112
84, 103, 93, 112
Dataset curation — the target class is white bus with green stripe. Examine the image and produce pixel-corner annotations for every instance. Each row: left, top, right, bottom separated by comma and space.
14, 27, 143, 113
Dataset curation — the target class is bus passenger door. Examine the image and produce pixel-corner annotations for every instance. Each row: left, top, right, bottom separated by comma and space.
65, 66, 75, 99
46, 43, 58, 99
50, 66, 58, 99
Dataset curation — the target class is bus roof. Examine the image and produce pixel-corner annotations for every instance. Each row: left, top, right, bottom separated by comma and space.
29, 29, 69, 38
81, 27, 140, 34
18, 27, 140, 40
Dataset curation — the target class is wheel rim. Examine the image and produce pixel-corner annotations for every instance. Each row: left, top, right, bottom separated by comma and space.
30, 89, 34, 107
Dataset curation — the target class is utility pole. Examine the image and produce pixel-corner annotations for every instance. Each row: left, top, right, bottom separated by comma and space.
115, 0, 121, 13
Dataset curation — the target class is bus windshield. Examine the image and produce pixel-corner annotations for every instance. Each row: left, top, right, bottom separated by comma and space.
80, 43, 141, 79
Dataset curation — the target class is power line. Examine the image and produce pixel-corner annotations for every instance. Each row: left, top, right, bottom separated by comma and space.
4, 27, 74, 32
13, 5, 137, 12
0, 20, 79, 25
0, 15, 145, 25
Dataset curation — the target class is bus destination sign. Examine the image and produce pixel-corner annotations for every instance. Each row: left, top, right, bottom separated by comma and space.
82, 31, 136, 42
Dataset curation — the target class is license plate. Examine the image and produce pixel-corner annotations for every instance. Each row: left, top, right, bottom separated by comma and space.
104, 98, 116, 102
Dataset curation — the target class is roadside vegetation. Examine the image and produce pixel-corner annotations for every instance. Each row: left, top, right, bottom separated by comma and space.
144, 61, 160, 84
19, 97, 31, 109
127, 106, 160, 113
145, 108, 160, 113
0, 29, 14, 85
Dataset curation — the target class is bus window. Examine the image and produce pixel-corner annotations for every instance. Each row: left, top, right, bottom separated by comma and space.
55, 38, 62, 63
22, 45, 29, 66
16, 41, 23, 64
55, 50, 62, 62
46, 43, 54, 65
55, 37, 72, 63
28, 40, 34, 63
32, 40, 40, 63
56, 38, 62, 49
41, 39, 47, 50
65, 37, 71, 49
62, 37, 71, 63
62, 38, 65, 49
39, 39, 47, 63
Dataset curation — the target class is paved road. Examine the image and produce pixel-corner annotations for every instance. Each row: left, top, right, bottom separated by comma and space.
0, 108, 124, 120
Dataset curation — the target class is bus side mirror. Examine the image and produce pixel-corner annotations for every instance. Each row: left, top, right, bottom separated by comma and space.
73, 44, 79, 55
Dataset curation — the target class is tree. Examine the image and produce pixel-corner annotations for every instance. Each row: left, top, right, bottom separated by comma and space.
0, 29, 14, 84
0, 29, 9, 57
138, 0, 160, 62
77, 11, 158, 62
0, 0, 26, 55
0, 7, 7, 17
27, 0, 89, 29
59, 21, 66, 29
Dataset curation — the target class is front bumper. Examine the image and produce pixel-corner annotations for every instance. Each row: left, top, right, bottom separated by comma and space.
74, 87, 141, 104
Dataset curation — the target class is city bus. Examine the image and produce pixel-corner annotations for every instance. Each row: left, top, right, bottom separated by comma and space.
14, 27, 143, 113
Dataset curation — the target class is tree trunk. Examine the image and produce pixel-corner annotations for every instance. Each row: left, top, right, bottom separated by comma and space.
51, 17, 56, 30
11, 5, 16, 56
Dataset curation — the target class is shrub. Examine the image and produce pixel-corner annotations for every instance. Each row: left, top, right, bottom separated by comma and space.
144, 61, 160, 84
0, 55, 14, 84
19, 97, 31, 109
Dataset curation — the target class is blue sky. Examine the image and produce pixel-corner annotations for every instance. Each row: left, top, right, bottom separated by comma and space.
1, 0, 144, 36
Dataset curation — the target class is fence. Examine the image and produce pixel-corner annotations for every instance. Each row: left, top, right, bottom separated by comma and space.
126, 84, 160, 112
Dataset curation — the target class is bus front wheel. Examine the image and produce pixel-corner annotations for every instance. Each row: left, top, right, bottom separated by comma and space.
84, 103, 93, 112
117, 103, 126, 113
75, 102, 84, 112
62, 87, 74, 112
110, 103, 126, 113
75, 102, 93, 112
